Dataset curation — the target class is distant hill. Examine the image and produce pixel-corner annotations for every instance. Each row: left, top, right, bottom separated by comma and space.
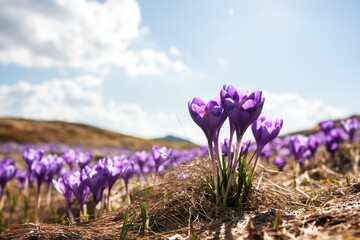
153, 135, 193, 144
0, 118, 196, 150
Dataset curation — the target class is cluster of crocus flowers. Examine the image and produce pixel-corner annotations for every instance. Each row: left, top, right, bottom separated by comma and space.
51, 146, 207, 221
189, 85, 283, 206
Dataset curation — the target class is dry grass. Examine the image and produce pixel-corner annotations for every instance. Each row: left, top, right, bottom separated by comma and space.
2, 142, 360, 239
1, 118, 360, 239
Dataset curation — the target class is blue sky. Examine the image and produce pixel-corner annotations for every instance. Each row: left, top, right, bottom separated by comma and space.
0, 0, 359, 144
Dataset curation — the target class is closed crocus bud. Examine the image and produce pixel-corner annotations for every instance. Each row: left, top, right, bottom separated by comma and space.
273, 157, 286, 171
16, 170, 27, 189
252, 117, 283, 153
252, 117, 283, 167
240, 140, 250, 157
68, 170, 90, 215
32, 161, 48, 187
82, 164, 108, 205
289, 135, 309, 164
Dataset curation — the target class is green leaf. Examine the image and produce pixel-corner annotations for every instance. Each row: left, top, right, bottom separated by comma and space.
119, 209, 136, 240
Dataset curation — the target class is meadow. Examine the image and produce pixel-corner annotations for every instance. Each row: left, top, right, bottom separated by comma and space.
0, 86, 359, 239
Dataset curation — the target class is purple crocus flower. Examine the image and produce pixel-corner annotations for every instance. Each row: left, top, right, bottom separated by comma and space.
289, 135, 309, 165
307, 135, 319, 158
188, 97, 227, 146
133, 151, 151, 175
62, 149, 76, 169
23, 149, 43, 172
340, 118, 359, 142
0, 164, 17, 208
76, 151, 92, 170
221, 138, 235, 157
53, 176, 74, 222
82, 163, 108, 207
240, 140, 250, 157
32, 160, 48, 220
323, 128, 343, 154
273, 157, 286, 171
100, 156, 127, 210
221, 85, 265, 152
1, 159, 15, 167
188, 96, 227, 177
68, 170, 90, 216
251, 117, 283, 168
320, 120, 335, 134
16, 170, 27, 189
151, 146, 173, 174
119, 159, 135, 204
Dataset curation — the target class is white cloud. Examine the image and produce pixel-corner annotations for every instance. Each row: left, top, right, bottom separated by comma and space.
169, 46, 182, 58
262, 91, 345, 134
0, 0, 188, 76
228, 8, 234, 16
217, 57, 227, 66
0, 77, 186, 139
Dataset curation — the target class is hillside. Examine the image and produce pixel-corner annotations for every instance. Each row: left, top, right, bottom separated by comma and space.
0, 118, 196, 150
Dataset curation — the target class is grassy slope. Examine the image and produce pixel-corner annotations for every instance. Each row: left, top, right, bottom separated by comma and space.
0, 118, 196, 150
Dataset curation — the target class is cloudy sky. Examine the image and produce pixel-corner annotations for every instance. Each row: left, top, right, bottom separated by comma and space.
0, 0, 359, 144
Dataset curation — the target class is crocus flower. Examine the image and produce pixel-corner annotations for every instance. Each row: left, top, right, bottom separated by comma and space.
53, 176, 74, 222
273, 157, 286, 171
62, 149, 76, 169
68, 170, 90, 216
307, 135, 319, 158
82, 163, 108, 207
251, 117, 283, 168
16, 170, 27, 189
32, 160, 48, 221
289, 135, 309, 165
188, 97, 227, 146
188, 96, 227, 177
119, 159, 135, 204
221, 138, 235, 158
133, 151, 151, 175
151, 146, 173, 174
76, 151, 92, 170
221, 85, 265, 157
320, 120, 335, 134
323, 129, 343, 154
0, 164, 17, 208
23, 149, 43, 171
240, 140, 250, 157
100, 156, 127, 210
340, 118, 359, 142
0, 159, 15, 167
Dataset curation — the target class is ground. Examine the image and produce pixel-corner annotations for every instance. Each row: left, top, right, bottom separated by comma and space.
0, 119, 359, 239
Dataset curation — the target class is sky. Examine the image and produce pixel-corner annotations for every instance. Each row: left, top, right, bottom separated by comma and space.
0, 0, 359, 145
